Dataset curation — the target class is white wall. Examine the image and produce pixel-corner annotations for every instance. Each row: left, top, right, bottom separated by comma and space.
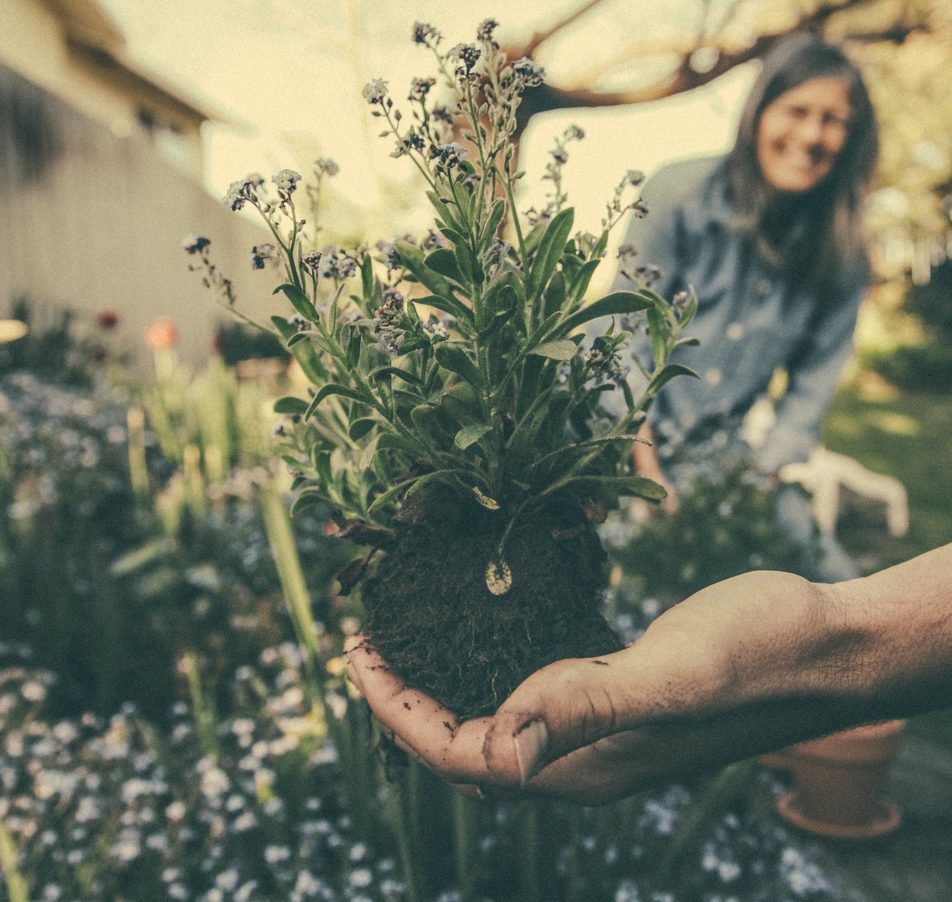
1, 62, 279, 371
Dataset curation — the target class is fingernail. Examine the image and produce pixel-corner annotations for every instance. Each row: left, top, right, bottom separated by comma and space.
513, 719, 547, 786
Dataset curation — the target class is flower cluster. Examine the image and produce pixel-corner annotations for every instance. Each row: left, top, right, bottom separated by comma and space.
0, 634, 843, 902
250, 243, 278, 270
412, 21, 441, 49
0, 645, 405, 901
374, 287, 405, 352
223, 173, 265, 212
584, 334, 630, 386
539, 124, 587, 217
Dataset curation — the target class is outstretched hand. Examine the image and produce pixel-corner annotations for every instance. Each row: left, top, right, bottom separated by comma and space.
347, 544, 952, 805
345, 570, 860, 804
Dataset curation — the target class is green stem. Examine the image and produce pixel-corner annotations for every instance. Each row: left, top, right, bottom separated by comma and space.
0, 820, 29, 902
655, 760, 757, 893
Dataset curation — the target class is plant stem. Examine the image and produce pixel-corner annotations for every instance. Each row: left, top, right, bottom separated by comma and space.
655, 760, 757, 892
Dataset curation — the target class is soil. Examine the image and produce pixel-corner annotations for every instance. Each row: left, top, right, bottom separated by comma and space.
360, 490, 623, 720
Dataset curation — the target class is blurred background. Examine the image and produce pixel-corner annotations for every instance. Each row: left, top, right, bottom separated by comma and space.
1, 1, 951, 900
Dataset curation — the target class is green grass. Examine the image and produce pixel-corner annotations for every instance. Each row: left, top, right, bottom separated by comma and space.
823, 380, 952, 750
824, 381, 952, 559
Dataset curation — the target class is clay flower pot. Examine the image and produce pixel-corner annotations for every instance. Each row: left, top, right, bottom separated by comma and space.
763, 720, 905, 840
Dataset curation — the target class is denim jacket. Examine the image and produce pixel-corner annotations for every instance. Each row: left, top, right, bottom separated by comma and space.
606, 155, 868, 472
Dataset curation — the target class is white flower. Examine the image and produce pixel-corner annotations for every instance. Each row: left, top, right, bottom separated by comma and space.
111, 836, 141, 863
199, 765, 230, 799
215, 869, 240, 892
350, 868, 373, 888
272, 169, 302, 193
21, 680, 46, 702
264, 844, 290, 864
362, 79, 389, 105
233, 811, 257, 832
165, 800, 186, 821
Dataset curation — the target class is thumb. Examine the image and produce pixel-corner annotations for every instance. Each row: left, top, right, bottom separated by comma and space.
482, 655, 628, 787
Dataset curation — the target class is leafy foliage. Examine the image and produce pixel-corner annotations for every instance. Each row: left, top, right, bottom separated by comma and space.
194, 21, 696, 590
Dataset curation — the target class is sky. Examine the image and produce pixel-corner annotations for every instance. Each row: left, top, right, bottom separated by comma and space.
99, 0, 758, 236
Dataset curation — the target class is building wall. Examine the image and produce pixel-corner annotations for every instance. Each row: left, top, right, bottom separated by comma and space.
1, 63, 279, 372
1, 0, 204, 178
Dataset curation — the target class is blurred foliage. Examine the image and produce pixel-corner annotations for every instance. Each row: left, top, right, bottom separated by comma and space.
213, 320, 289, 366
0, 305, 349, 724
0, 297, 124, 387
605, 455, 802, 607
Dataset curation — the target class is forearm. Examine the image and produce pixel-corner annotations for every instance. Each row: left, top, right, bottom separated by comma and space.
622, 547, 952, 745
827, 544, 952, 720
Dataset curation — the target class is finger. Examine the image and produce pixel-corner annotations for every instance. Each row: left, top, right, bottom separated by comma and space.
344, 637, 495, 784
482, 656, 626, 787
482, 638, 715, 787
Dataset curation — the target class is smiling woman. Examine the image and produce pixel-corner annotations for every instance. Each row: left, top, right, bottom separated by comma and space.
606, 33, 879, 584
755, 75, 851, 194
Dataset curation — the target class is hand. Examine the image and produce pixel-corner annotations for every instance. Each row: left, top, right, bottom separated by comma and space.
346, 571, 849, 804
346, 545, 952, 805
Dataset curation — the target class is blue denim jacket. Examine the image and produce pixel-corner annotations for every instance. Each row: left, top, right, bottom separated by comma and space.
606, 155, 868, 472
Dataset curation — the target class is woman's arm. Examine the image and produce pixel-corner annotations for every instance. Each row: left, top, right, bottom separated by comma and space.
346, 544, 952, 804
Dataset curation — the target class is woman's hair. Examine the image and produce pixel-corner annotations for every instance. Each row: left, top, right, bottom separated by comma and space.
724, 32, 878, 292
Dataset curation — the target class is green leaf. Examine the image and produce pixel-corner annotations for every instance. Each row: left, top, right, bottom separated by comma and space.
647, 307, 668, 368
274, 282, 317, 319
556, 474, 668, 501
425, 248, 465, 284
454, 241, 482, 286
426, 191, 462, 232
273, 396, 309, 415
358, 434, 379, 470
528, 207, 574, 298
434, 343, 483, 387
348, 417, 377, 441
367, 480, 409, 516
543, 270, 567, 317
290, 488, 328, 516
287, 332, 310, 347
304, 384, 367, 421
569, 258, 601, 301
439, 226, 467, 246
478, 284, 518, 339
530, 339, 578, 361
441, 381, 483, 425
345, 329, 362, 368
367, 366, 423, 385
377, 431, 428, 455
414, 294, 474, 327
480, 199, 507, 245
361, 254, 374, 300
272, 316, 327, 383
647, 363, 699, 394
454, 423, 492, 450
395, 241, 453, 298
562, 290, 653, 336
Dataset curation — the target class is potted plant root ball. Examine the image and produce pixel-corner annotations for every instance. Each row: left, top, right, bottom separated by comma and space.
189, 20, 697, 720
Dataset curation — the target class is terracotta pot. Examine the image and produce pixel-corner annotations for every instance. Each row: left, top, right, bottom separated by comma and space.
762, 720, 905, 839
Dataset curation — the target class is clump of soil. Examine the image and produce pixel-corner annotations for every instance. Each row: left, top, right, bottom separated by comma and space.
360, 491, 623, 720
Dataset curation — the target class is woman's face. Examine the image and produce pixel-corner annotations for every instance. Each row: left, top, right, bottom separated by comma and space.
756, 76, 851, 194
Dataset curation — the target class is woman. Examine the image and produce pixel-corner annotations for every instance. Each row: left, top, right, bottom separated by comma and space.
611, 33, 879, 582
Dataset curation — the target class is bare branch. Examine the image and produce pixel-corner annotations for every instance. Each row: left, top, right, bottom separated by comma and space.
520, 0, 614, 57
513, 16, 928, 132
511, 0, 928, 130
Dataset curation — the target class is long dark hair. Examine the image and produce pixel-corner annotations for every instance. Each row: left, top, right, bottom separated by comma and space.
725, 33, 878, 292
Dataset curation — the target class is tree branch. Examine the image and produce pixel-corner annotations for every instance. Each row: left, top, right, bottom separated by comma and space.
510, 1, 929, 134
519, 0, 614, 57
